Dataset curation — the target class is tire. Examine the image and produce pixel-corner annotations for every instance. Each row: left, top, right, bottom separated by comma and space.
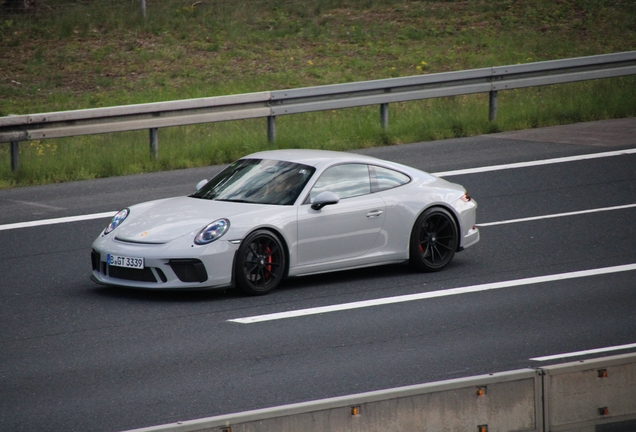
235, 230, 286, 295
410, 207, 459, 272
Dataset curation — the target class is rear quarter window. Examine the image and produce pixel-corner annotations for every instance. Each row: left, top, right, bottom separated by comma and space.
308, 163, 371, 202
370, 165, 411, 192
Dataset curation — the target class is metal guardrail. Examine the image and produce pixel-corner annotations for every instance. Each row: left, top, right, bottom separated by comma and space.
2, 51, 636, 171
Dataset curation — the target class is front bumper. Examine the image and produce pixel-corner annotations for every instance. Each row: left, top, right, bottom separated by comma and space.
91, 234, 240, 289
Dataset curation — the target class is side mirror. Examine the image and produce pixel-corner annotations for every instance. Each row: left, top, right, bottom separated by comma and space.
195, 179, 208, 192
311, 191, 339, 210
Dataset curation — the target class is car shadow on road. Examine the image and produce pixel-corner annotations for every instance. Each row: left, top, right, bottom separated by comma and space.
88, 283, 240, 303
87, 259, 472, 303
87, 264, 411, 301
277, 263, 414, 291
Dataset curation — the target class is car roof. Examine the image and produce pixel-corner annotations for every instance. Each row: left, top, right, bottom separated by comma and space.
242, 149, 384, 168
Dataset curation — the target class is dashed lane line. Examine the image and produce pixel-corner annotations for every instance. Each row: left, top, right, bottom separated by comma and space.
530, 343, 636, 361
431, 147, 636, 177
477, 203, 636, 227
2, 148, 635, 232
0, 211, 116, 231
228, 263, 636, 324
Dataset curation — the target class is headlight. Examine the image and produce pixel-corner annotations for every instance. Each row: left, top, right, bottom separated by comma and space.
104, 208, 129, 235
194, 218, 230, 245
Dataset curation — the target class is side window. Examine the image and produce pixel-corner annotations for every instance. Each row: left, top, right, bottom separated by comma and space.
308, 164, 371, 202
370, 165, 411, 192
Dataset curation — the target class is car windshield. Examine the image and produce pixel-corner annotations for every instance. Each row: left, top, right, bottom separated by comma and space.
191, 159, 315, 205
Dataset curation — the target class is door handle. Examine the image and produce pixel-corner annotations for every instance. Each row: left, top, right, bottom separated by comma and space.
366, 210, 384, 218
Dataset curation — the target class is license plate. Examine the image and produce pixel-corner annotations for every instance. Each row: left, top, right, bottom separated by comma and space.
107, 254, 144, 269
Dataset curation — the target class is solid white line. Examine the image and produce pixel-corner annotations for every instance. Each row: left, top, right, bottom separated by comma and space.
432, 148, 636, 177
2, 148, 634, 231
4, 203, 630, 232
477, 203, 636, 227
228, 263, 636, 324
530, 343, 636, 362
0, 211, 116, 231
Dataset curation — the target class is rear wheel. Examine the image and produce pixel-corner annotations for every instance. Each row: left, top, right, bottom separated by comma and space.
235, 230, 285, 295
410, 207, 458, 272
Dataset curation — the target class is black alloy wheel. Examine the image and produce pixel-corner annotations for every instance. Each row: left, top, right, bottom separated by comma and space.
410, 207, 459, 272
235, 230, 286, 295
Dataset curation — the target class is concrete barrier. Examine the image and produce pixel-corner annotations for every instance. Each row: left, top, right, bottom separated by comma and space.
123, 352, 636, 432
542, 353, 636, 431
125, 369, 542, 432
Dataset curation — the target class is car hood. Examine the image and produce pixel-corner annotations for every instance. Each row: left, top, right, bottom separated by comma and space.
113, 196, 269, 244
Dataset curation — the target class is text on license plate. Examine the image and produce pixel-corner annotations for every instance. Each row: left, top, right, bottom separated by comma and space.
107, 254, 144, 269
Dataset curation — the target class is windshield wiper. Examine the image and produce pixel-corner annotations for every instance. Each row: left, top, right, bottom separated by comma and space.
214, 198, 255, 204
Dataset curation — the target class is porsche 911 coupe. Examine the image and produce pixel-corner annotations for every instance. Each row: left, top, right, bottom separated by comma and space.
91, 149, 479, 295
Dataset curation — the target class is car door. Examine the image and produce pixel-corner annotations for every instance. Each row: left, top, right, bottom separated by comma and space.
296, 163, 385, 266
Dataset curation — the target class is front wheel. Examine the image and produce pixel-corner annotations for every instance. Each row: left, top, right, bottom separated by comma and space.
235, 230, 286, 295
410, 207, 459, 272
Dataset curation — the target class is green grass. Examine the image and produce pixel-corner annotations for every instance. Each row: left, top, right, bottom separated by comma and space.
1, 0, 635, 188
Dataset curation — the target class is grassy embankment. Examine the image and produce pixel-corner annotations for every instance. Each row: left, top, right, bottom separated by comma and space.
1, 0, 635, 188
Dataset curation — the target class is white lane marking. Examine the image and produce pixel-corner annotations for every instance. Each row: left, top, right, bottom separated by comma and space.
530, 343, 636, 362
2, 147, 635, 231
0, 212, 116, 231
228, 263, 636, 324
477, 203, 636, 227
432, 148, 636, 177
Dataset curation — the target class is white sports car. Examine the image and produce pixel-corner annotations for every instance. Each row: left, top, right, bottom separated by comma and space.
91, 149, 479, 295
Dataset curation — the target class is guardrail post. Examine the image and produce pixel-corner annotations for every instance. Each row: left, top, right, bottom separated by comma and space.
489, 90, 498, 121
140, 0, 147, 19
267, 115, 276, 143
10, 141, 19, 171
380, 103, 389, 130
149, 128, 158, 159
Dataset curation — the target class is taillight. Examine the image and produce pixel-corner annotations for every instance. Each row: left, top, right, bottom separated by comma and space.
460, 193, 472, 202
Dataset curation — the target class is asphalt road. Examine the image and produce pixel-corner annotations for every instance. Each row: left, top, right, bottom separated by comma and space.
1, 118, 635, 431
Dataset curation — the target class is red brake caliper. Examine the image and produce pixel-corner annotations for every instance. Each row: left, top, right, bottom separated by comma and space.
264, 246, 272, 279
